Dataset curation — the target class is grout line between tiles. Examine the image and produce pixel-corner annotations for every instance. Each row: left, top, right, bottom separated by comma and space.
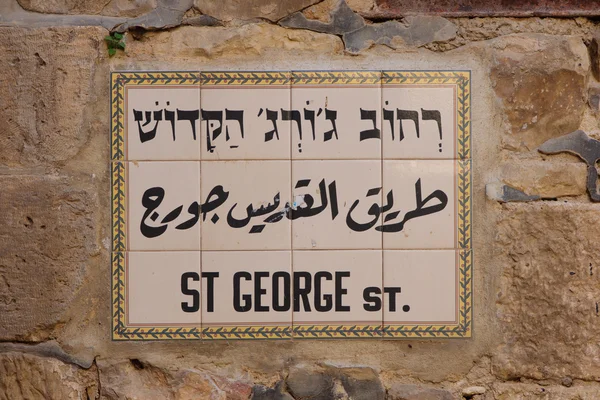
289, 78, 295, 337
113, 158, 466, 162
380, 74, 384, 336
198, 81, 203, 343
120, 248, 469, 252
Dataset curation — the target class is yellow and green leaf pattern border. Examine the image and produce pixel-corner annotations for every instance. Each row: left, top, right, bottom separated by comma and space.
111, 70, 472, 340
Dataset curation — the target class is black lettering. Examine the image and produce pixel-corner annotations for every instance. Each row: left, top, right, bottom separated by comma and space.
254, 271, 269, 312
384, 287, 402, 312
272, 271, 291, 312
294, 271, 312, 312
181, 272, 200, 313
335, 271, 350, 312
201, 272, 219, 312
233, 272, 252, 312
363, 286, 382, 312
314, 271, 333, 312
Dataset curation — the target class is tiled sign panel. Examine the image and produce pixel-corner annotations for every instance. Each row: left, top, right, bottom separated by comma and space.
110, 71, 472, 340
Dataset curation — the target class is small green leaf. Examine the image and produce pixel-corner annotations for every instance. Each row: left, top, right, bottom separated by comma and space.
108, 48, 117, 57
113, 32, 124, 39
117, 42, 126, 50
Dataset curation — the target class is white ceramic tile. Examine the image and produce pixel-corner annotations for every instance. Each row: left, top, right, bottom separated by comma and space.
292, 160, 382, 250
127, 161, 200, 251
126, 86, 201, 160
383, 250, 457, 324
127, 251, 201, 326
382, 85, 456, 159
202, 251, 292, 326
291, 85, 381, 159
201, 86, 291, 159
292, 250, 382, 325
382, 160, 456, 249
201, 161, 291, 250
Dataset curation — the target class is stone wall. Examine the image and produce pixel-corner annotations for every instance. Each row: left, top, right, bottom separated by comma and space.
1, 0, 600, 398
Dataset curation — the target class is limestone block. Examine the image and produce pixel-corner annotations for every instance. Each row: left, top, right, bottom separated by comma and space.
490, 34, 589, 150
123, 24, 343, 61
388, 383, 454, 400
98, 359, 252, 399
494, 202, 600, 381
17, 0, 158, 17
0, 352, 98, 400
0, 174, 98, 341
492, 382, 600, 399
500, 161, 587, 198
0, 27, 106, 166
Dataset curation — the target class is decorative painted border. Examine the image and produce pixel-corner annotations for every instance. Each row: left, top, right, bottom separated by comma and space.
293, 325, 382, 339
110, 70, 472, 340
201, 71, 290, 86
202, 326, 291, 340
292, 71, 381, 85
457, 159, 472, 250
111, 161, 126, 252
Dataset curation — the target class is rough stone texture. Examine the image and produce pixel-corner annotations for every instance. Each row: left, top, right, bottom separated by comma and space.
0, 174, 98, 341
17, 0, 157, 17
193, 0, 321, 22
123, 24, 344, 60
499, 161, 587, 198
491, 382, 600, 399
490, 34, 589, 151
388, 384, 454, 400
462, 386, 486, 396
0, 0, 126, 29
588, 84, 600, 112
301, 0, 338, 23
0, 26, 106, 166
0, 352, 98, 400
99, 359, 252, 399
494, 202, 600, 381
589, 33, 600, 82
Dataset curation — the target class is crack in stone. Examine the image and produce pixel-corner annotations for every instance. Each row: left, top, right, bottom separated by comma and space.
539, 130, 600, 202
279, 0, 457, 53
0, 341, 95, 369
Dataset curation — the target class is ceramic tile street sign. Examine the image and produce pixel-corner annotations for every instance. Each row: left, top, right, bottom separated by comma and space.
110, 71, 472, 340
